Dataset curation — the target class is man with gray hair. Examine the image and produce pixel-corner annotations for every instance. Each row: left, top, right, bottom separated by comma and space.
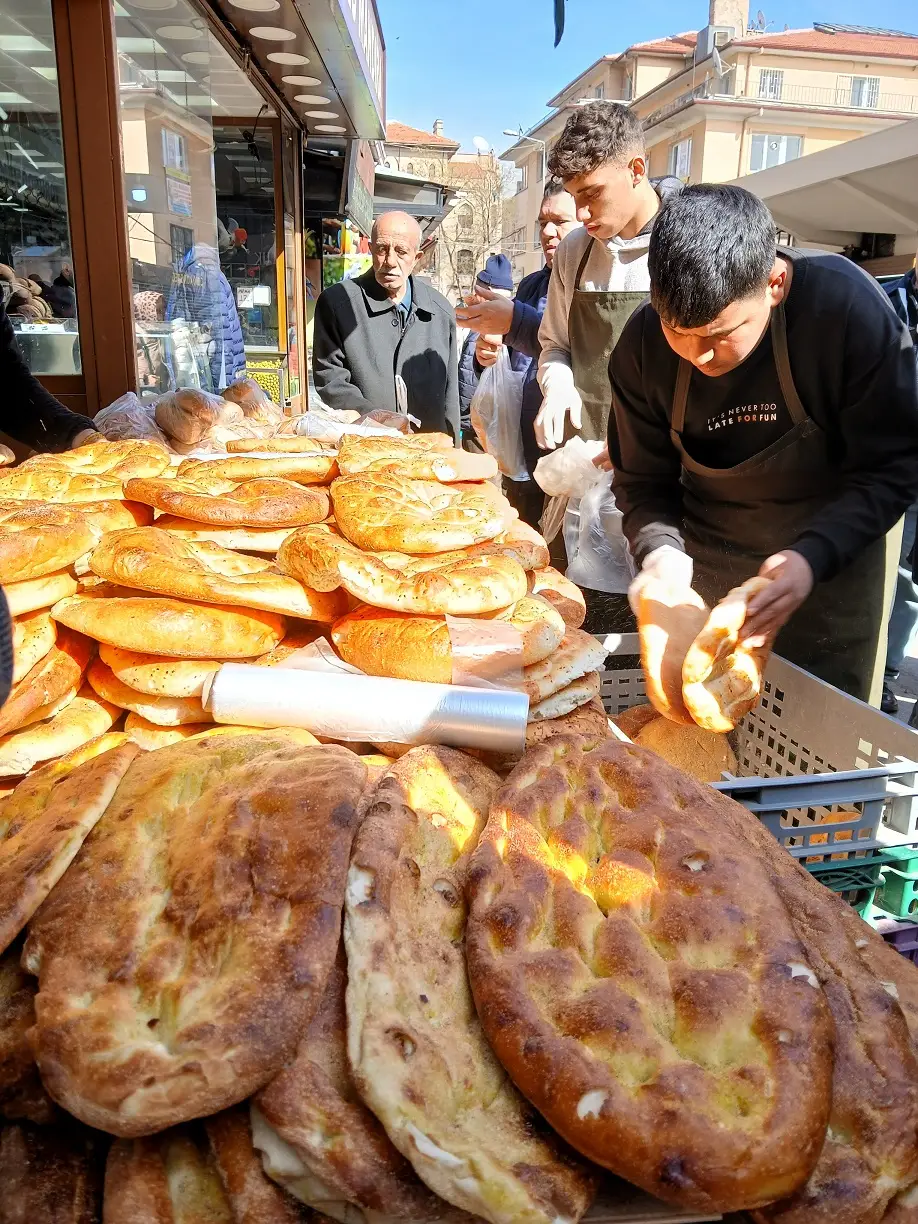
312, 210, 459, 439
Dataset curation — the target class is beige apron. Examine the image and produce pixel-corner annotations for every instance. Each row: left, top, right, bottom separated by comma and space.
670, 304, 886, 701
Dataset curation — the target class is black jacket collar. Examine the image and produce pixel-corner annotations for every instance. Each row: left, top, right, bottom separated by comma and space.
357, 268, 433, 318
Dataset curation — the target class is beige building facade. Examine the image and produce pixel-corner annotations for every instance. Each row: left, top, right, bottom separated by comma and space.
502, 8, 918, 281
383, 122, 505, 301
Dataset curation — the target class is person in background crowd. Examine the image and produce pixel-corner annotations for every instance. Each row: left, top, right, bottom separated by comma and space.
457, 183, 579, 527
882, 241, 918, 717
167, 243, 245, 392
458, 254, 517, 446
0, 290, 98, 452
312, 211, 459, 440
535, 102, 682, 452
613, 186, 918, 703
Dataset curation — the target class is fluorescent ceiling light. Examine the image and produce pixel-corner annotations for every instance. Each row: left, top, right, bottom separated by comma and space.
0, 36, 50, 53
184, 95, 215, 105
149, 69, 194, 81
34, 161, 62, 168
32, 67, 57, 81
117, 37, 166, 52
0, 92, 29, 105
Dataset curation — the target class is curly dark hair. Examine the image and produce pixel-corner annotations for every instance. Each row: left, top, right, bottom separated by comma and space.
548, 102, 645, 181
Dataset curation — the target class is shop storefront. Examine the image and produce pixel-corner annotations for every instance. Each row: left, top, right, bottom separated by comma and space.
0, 0, 384, 426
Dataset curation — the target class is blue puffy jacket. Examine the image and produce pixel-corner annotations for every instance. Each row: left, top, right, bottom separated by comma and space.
166, 245, 246, 391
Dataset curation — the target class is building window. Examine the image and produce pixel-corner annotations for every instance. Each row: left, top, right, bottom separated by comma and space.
758, 69, 784, 101
516, 163, 528, 195
406, 161, 415, 175
668, 138, 693, 180
428, 162, 437, 179
170, 224, 194, 268
594, 83, 605, 99
849, 75, 880, 108
749, 133, 803, 172
457, 249, 474, 276
457, 205, 473, 234
536, 150, 545, 182
0, 0, 81, 375
162, 128, 188, 174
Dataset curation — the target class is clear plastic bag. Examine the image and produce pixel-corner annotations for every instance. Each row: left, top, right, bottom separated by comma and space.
220, 377, 284, 428
564, 473, 636, 595
94, 393, 172, 447
470, 348, 527, 481
533, 436, 606, 497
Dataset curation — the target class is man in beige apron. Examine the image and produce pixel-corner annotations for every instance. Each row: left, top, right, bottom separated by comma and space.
611, 186, 918, 702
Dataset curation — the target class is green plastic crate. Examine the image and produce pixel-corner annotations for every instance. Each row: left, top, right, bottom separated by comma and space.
876, 848, 918, 918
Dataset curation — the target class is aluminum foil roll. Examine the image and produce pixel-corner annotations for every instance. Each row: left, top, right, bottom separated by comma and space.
203, 664, 529, 753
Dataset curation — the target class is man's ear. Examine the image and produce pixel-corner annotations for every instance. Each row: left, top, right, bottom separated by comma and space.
630, 155, 647, 185
766, 260, 789, 308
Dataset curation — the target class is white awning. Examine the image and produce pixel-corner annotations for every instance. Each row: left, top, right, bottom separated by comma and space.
730, 119, 918, 248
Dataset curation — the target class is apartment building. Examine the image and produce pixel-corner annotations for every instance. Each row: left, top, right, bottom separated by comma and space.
502, 4, 918, 280
383, 122, 505, 300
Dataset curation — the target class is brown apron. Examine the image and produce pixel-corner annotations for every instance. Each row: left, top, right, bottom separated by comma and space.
670, 303, 886, 701
569, 239, 647, 442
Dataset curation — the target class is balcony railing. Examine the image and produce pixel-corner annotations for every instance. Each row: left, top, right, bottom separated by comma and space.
642, 78, 918, 129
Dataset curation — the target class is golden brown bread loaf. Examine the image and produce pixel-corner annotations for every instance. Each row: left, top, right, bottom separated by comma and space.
52, 592, 286, 659
155, 516, 295, 553
89, 527, 347, 622
344, 747, 598, 1223
331, 472, 510, 554
105, 1128, 235, 1222
466, 735, 835, 1214
278, 525, 527, 616
0, 468, 124, 502
331, 596, 565, 684
634, 717, 738, 782
122, 716, 279, 752
206, 1107, 315, 1223
516, 629, 608, 704
0, 1121, 104, 1220
23, 439, 170, 480
0, 737, 137, 954
0, 628, 93, 737
638, 578, 709, 725
154, 388, 243, 444
220, 376, 279, 422
0, 497, 153, 534
11, 610, 56, 684
125, 475, 330, 528
87, 658, 209, 726
527, 566, 586, 629
99, 644, 219, 698
528, 670, 602, 720
682, 577, 773, 733
0, 446, 13, 468
0, 940, 55, 1123
253, 948, 471, 1222
178, 451, 339, 487
5, 569, 78, 615
0, 509, 96, 585
612, 703, 659, 740
0, 686, 121, 777
227, 436, 340, 454
338, 434, 497, 482
25, 737, 367, 1136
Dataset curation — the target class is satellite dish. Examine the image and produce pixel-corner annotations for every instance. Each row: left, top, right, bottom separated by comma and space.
472, 136, 490, 153
757, 9, 766, 27
712, 46, 725, 77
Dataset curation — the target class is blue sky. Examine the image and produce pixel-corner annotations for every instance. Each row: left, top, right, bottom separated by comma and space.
376, 0, 918, 154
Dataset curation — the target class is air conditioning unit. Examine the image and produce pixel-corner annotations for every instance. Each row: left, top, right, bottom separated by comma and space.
696, 24, 735, 58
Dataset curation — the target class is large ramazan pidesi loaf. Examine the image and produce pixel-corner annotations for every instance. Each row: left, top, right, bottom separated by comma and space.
344, 746, 598, 1224
465, 735, 835, 1214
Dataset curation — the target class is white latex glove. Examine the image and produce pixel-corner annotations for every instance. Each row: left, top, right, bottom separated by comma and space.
627, 545, 694, 615
535, 363, 582, 451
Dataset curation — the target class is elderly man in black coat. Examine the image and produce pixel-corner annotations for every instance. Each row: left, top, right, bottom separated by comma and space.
311, 211, 459, 440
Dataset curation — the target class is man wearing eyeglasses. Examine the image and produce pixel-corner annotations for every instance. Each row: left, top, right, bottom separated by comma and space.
312, 211, 459, 440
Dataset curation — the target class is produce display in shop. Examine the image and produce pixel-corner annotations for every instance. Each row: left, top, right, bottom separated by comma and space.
0, 429, 916, 1222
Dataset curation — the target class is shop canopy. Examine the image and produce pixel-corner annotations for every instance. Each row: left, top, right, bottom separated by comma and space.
730, 119, 918, 250
373, 169, 458, 241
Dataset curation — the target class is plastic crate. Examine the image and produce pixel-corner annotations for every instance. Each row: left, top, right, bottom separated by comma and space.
875, 846, 918, 918
804, 857, 884, 917
600, 648, 918, 863
873, 916, 918, 963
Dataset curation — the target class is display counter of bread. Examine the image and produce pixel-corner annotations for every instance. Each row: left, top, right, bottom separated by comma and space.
0, 729, 913, 1223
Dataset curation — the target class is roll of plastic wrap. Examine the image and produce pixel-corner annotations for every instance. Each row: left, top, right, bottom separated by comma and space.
203, 664, 529, 753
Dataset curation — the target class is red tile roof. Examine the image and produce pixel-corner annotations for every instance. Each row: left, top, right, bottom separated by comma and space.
385, 122, 460, 148
733, 28, 918, 58
628, 32, 697, 56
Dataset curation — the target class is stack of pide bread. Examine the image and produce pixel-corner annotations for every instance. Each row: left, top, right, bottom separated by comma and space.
0, 724, 916, 1224
272, 433, 611, 756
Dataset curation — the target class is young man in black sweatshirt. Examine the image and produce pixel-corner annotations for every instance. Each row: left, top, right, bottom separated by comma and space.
610, 185, 918, 702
